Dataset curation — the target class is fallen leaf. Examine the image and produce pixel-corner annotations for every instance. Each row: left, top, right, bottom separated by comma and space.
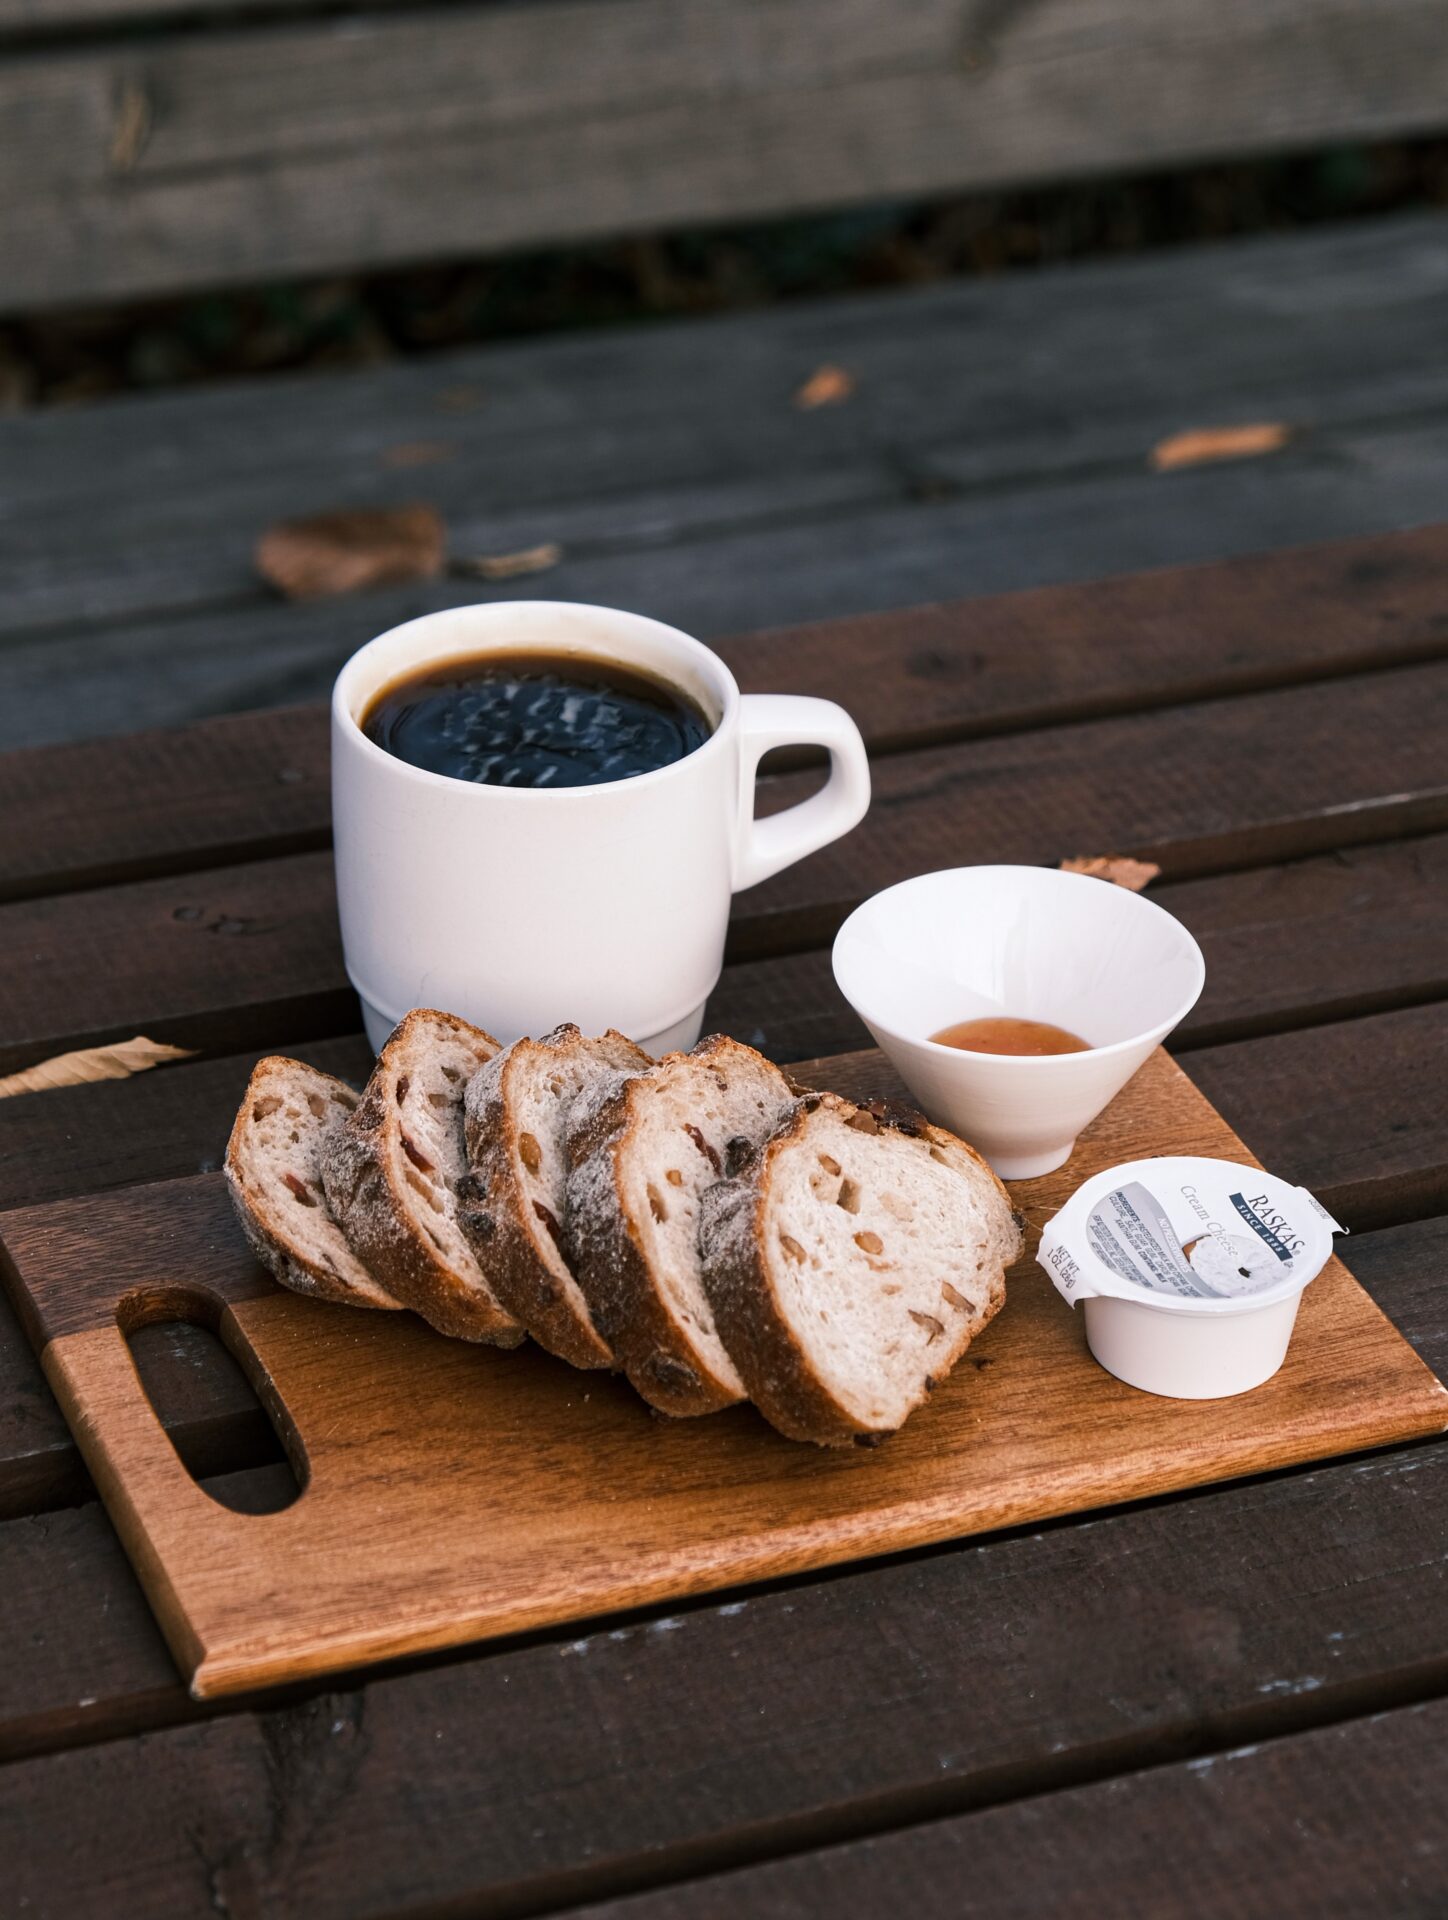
1150, 423, 1291, 471
462, 542, 564, 581
436, 384, 483, 413
0, 1035, 197, 1100
1060, 855, 1161, 892
794, 364, 856, 410
382, 441, 453, 469
109, 77, 152, 173
255, 504, 445, 600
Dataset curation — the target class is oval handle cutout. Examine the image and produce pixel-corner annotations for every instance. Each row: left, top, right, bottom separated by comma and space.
122, 1287, 303, 1515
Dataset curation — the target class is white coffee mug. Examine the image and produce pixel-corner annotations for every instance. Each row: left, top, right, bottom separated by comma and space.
332, 601, 871, 1053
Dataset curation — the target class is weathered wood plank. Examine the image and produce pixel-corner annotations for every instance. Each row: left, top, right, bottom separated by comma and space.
4, 663, 1446, 1075
1189, 1003, 1448, 1234
0, 1290, 286, 1522
10, 408, 1448, 752
2, 1422, 1445, 1910
4, 0, 1447, 308
0, 705, 330, 903
0, 851, 352, 1077
0, 1032, 374, 1216
5, 213, 1448, 646
9, 527, 1448, 897
574, 1702, 1448, 1920
736, 659, 1448, 956
0, 1463, 295, 1765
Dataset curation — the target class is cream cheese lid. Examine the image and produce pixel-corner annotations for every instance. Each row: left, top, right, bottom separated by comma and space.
1038, 1156, 1343, 1315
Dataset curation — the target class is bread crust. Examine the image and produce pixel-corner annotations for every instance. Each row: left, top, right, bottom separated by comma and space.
224, 1056, 402, 1311
460, 1024, 649, 1370
322, 1010, 525, 1347
566, 1033, 780, 1417
701, 1092, 1016, 1446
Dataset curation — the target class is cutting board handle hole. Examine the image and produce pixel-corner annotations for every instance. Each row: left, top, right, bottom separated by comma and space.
120, 1285, 304, 1515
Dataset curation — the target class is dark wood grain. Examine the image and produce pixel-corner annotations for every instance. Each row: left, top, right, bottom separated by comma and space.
7, 3, 1447, 310
4, 246, 1446, 647
0, 1032, 374, 1215
0, 1287, 77, 1518
0, 1463, 294, 1764
8, 527, 1448, 901
737, 658, 1448, 956
0, 1287, 285, 1521
13, 411, 1448, 753
1345, 1214, 1448, 1380
0, 705, 329, 903
2, 1425, 1445, 1912
0, 851, 352, 1077
573, 1702, 1448, 1920
1189, 1001, 1448, 1233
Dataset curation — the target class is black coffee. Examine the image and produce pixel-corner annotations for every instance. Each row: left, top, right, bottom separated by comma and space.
363, 650, 712, 790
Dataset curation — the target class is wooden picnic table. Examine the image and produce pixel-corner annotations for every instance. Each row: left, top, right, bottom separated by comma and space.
2, 524, 1447, 1916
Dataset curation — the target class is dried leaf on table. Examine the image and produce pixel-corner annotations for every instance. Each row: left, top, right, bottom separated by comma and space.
435, 385, 483, 413
462, 542, 564, 581
255, 504, 445, 600
109, 77, 152, 173
1059, 855, 1161, 891
1149, 423, 1291, 471
794, 364, 856, 410
381, 441, 454, 469
0, 1035, 197, 1099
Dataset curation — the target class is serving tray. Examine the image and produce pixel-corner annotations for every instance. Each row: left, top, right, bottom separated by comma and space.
2, 1048, 1443, 1699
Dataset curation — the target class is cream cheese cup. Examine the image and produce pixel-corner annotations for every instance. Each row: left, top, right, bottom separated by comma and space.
1038, 1156, 1344, 1398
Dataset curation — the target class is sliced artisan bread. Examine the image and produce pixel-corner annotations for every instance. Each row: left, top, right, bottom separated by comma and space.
699, 1093, 1020, 1446
566, 1033, 796, 1416
321, 1009, 525, 1346
225, 1056, 401, 1310
459, 1024, 652, 1369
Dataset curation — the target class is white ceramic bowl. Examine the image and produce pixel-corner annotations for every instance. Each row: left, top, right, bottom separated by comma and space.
831, 866, 1206, 1179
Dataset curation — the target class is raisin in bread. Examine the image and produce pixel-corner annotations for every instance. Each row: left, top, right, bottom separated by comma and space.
566, 1033, 795, 1416
321, 1009, 525, 1346
225, 1057, 401, 1310
700, 1093, 1020, 1446
459, 1024, 652, 1370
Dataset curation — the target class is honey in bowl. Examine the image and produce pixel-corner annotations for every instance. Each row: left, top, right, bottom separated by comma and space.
931, 1016, 1090, 1057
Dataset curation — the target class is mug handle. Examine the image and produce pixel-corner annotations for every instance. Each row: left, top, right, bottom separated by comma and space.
732, 694, 871, 892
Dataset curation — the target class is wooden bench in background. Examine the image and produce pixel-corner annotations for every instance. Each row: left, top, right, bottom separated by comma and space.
1, 0, 1447, 745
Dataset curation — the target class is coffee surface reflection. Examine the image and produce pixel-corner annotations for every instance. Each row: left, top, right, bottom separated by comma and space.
363, 650, 712, 789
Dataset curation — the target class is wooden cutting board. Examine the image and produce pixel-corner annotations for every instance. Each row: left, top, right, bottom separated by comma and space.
2, 1049, 1443, 1699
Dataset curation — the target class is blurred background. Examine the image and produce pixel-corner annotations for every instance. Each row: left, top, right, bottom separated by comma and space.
4, 0, 1447, 747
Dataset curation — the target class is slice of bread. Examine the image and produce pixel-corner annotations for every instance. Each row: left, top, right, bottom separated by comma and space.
566, 1033, 796, 1416
699, 1092, 1020, 1446
321, 1009, 525, 1347
225, 1056, 401, 1310
459, 1024, 652, 1370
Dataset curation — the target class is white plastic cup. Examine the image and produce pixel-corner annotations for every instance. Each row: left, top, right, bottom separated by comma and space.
1039, 1156, 1344, 1398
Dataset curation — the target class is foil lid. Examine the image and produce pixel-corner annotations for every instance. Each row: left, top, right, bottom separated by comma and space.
1039, 1156, 1344, 1314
